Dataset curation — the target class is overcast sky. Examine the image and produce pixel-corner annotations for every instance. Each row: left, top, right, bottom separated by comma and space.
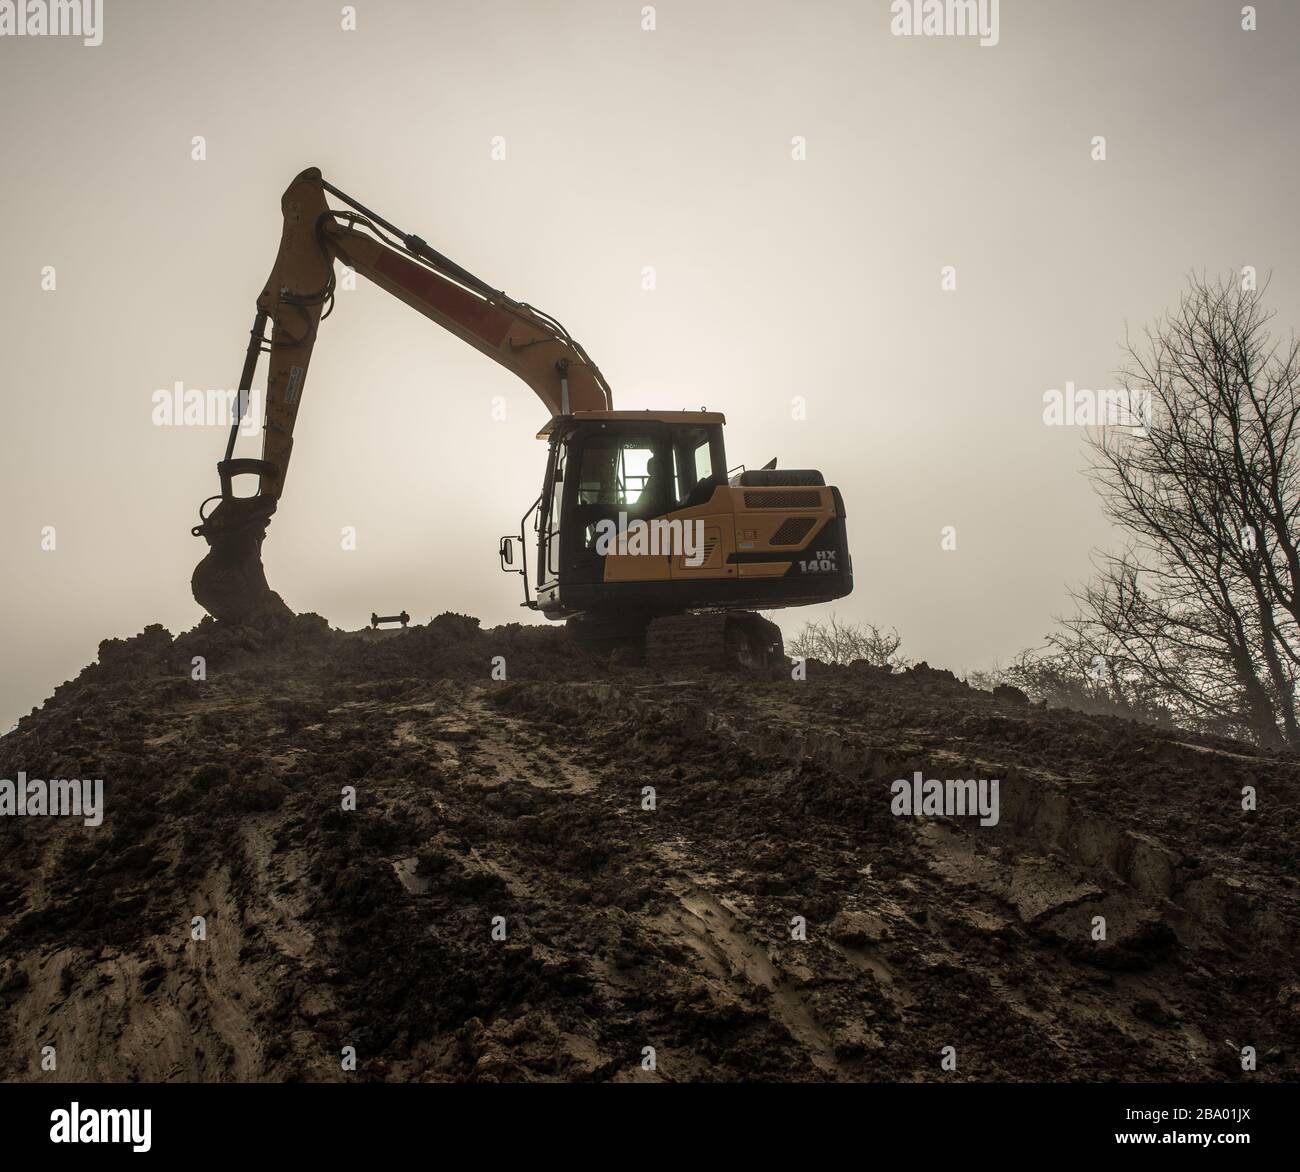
1, 0, 1298, 729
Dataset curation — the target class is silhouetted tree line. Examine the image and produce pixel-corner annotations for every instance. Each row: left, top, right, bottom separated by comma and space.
985, 274, 1300, 749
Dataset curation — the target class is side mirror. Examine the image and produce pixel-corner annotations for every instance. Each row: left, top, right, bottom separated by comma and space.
499, 535, 522, 573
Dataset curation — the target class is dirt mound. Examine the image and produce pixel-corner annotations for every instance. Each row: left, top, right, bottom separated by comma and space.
1, 614, 1296, 1082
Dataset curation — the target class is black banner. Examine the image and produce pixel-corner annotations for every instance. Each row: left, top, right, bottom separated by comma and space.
0, 1081, 1290, 1157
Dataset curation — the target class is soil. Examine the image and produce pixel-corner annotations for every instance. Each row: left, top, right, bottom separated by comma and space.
1, 612, 1296, 1082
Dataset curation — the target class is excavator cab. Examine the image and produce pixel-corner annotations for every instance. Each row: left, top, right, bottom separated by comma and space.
500, 410, 853, 661
535, 414, 727, 609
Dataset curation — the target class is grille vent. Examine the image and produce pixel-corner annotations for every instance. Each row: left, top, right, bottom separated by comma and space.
769, 517, 816, 545
744, 490, 822, 509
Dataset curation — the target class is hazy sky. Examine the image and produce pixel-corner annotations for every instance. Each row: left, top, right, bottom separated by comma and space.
2, 0, 1298, 729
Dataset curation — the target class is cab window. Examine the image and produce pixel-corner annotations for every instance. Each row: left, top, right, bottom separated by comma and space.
672, 426, 719, 506
577, 436, 660, 512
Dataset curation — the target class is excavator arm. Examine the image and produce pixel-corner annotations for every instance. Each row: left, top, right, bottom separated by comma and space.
191, 166, 611, 623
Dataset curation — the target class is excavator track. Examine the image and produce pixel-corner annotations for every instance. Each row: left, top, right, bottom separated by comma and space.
644, 611, 785, 673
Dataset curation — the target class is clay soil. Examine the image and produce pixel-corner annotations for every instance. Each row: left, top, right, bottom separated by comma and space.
1, 613, 1296, 1082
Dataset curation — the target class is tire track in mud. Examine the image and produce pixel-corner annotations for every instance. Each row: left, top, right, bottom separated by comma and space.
480, 681, 1016, 1079
319, 684, 856, 1080
403, 688, 838, 1079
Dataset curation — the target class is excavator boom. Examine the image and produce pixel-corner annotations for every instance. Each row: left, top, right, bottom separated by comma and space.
191, 167, 610, 623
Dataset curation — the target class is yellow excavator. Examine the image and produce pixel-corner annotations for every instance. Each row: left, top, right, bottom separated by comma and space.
191, 167, 852, 666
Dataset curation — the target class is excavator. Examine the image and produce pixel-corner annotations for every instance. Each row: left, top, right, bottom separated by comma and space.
191, 167, 853, 667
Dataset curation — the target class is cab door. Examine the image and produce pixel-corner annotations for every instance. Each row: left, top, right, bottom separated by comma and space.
535, 435, 566, 604
667, 424, 734, 588
561, 422, 671, 588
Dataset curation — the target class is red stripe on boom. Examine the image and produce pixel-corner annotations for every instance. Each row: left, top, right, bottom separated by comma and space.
373, 250, 513, 346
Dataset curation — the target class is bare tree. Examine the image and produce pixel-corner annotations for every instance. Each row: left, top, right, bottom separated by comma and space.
1065, 274, 1300, 747
788, 614, 908, 668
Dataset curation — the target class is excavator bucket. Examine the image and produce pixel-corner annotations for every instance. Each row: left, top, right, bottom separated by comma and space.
191, 496, 291, 625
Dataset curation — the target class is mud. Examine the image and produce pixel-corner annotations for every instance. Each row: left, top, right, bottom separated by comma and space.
1, 614, 1296, 1082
